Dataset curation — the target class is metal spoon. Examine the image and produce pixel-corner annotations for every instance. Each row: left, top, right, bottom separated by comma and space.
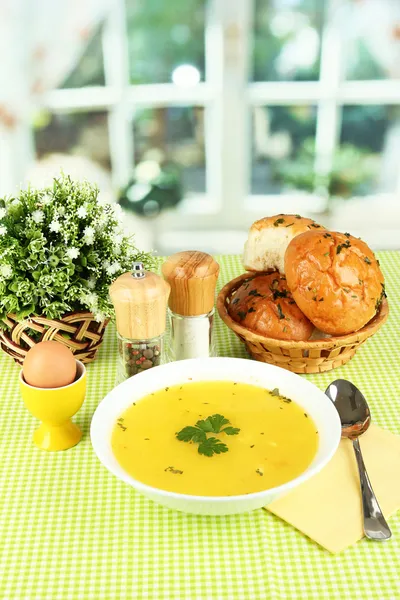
325, 379, 392, 541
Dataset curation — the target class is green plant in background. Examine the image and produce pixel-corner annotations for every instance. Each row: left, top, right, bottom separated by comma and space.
119, 160, 183, 217
271, 138, 379, 198
0, 174, 156, 324
126, 0, 205, 84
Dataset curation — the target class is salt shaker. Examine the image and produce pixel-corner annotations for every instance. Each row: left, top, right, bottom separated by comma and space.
109, 262, 170, 382
161, 251, 220, 361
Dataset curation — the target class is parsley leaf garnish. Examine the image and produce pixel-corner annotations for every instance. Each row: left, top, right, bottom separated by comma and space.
273, 218, 285, 226
248, 289, 263, 297
336, 240, 351, 254
270, 387, 292, 402
364, 257, 371, 265
222, 426, 240, 436
198, 438, 228, 457
277, 303, 285, 319
197, 414, 229, 433
176, 414, 240, 457
237, 310, 247, 320
164, 466, 183, 475
271, 288, 288, 300
176, 426, 207, 444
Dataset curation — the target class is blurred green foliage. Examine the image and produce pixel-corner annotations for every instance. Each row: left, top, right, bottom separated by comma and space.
253, 0, 323, 82
271, 138, 379, 197
126, 0, 205, 84
44, 0, 395, 198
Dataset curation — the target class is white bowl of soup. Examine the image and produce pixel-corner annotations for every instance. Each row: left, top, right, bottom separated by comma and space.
90, 358, 341, 515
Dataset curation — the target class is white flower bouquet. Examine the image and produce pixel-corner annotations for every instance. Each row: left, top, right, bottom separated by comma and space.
0, 174, 156, 362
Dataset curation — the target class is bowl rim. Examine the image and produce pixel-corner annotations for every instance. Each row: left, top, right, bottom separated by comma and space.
90, 357, 341, 504
216, 272, 389, 349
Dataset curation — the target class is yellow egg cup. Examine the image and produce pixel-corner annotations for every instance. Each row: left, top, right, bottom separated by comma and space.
19, 360, 87, 451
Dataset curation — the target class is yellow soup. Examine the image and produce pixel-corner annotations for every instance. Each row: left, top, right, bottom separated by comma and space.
111, 381, 318, 496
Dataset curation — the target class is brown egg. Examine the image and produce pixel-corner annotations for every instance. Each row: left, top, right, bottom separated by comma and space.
23, 341, 77, 389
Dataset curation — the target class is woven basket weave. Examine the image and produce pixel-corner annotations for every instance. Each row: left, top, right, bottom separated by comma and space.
217, 273, 389, 374
0, 311, 109, 366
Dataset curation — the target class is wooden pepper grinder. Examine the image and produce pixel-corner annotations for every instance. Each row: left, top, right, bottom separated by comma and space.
161, 251, 220, 361
109, 262, 170, 382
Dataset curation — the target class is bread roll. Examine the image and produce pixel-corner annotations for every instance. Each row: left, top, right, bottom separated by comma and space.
284, 230, 385, 335
228, 273, 314, 341
243, 214, 325, 274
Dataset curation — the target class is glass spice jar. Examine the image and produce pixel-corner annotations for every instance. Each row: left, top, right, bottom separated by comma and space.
110, 262, 170, 383
162, 251, 220, 362
166, 309, 217, 362
117, 334, 164, 382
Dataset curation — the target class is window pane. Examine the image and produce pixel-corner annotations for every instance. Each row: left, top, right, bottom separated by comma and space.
252, 0, 323, 82
133, 106, 206, 193
60, 27, 105, 88
251, 105, 317, 194
338, 105, 400, 195
341, 1, 400, 80
33, 112, 110, 171
126, 0, 205, 84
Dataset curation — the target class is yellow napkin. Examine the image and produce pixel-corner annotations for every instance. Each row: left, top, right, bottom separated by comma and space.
265, 424, 400, 553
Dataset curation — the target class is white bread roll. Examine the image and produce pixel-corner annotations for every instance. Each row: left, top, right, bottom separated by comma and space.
243, 214, 325, 274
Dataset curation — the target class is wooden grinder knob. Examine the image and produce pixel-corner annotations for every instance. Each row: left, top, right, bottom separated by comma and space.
109, 263, 170, 339
161, 251, 220, 316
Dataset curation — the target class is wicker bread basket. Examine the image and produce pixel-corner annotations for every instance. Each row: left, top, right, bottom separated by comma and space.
0, 311, 109, 366
217, 272, 389, 374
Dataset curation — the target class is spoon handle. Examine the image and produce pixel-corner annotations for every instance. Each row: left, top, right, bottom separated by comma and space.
352, 438, 392, 541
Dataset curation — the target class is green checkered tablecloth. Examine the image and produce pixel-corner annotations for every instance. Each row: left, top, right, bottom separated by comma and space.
1, 252, 400, 600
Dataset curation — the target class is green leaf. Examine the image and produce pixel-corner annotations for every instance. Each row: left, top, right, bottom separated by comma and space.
198, 437, 228, 457
196, 414, 229, 434
9, 282, 19, 293
176, 426, 206, 444
222, 426, 240, 436
16, 304, 36, 320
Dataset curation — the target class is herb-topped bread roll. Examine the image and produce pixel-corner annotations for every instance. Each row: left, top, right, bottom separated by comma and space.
243, 214, 325, 274
228, 273, 314, 341
284, 230, 386, 335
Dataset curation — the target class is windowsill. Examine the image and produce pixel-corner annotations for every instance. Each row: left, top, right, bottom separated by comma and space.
155, 192, 400, 253
176, 193, 220, 215
244, 193, 328, 216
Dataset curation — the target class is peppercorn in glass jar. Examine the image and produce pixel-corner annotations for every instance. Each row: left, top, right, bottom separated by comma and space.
117, 334, 164, 382
109, 261, 170, 384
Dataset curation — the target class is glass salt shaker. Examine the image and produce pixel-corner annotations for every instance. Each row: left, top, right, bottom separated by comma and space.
161, 251, 220, 361
109, 262, 170, 383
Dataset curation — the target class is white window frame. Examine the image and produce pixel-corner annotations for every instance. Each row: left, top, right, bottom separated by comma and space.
30, 0, 400, 235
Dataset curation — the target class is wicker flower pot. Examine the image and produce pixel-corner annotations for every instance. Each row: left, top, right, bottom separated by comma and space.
217, 273, 389, 374
0, 311, 109, 366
